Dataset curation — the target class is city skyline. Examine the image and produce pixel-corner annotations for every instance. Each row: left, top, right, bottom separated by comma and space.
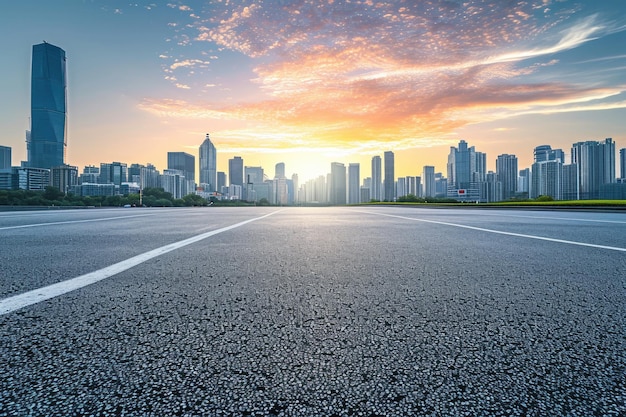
1, 1, 626, 182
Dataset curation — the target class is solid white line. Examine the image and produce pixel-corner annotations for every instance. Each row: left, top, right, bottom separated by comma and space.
0, 209, 283, 315
359, 210, 626, 253
0, 214, 155, 231
476, 212, 626, 225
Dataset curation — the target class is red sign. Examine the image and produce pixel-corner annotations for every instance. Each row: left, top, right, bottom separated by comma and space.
458, 189, 466, 195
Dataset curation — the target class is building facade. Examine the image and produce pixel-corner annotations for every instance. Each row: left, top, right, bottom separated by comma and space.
571, 138, 615, 200
383, 151, 395, 201
371, 156, 381, 201
168, 152, 195, 183
496, 154, 518, 201
348, 163, 360, 204
29, 42, 67, 169
199, 134, 217, 191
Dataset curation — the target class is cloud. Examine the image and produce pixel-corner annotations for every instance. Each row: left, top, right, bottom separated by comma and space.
146, 0, 626, 154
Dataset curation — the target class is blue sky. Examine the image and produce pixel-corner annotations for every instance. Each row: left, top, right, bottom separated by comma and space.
1, 0, 626, 180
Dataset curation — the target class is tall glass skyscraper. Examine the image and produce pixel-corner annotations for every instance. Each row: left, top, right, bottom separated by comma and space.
29, 42, 67, 169
383, 151, 395, 201
371, 155, 381, 201
199, 134, 217, 191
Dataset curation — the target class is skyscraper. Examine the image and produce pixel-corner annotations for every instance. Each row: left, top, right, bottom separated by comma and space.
619, 148, 626, 180
199, 134, 217, 191
423, 166, 435, 198
571, 138, 615, 200
348, 163, 360, 204
383, 151, 395, 201
275, 162, 285, 179
168, 152, 195, 183
534, 145, 565, 163
229, 156, 244, 187
496, 154, 518, 201
330, 162, 346, 205
371, 156, 381, 201
29, 42, 67, 169
0, 146, 11, 169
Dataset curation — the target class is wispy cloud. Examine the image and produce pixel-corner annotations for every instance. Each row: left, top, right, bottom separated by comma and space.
144, 0, 626, 154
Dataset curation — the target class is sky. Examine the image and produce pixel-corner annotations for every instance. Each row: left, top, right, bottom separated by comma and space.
1, 0, 626, 182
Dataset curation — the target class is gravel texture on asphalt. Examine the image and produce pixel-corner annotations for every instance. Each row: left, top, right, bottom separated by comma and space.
1, 208, 625, 416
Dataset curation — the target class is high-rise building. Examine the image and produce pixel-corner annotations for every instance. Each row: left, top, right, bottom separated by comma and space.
229, 157, 244, 187
168, 152, 195, 183
29, 42, 67, 169
423, 166, 435, 198
384, 151, 395, 201
217, 171, 227, 194
330, 162, 346, 205
447, 140, 485, 200
531, 160, 562, 200
534, 145, 565, 163
51, 164, 78, 194
348, 163, 360, 204
245, 166, 264, 185
619, 148, 626, 180
199, 134, 217, 191
371, 156, 382, 201
518, 168, 530, 196
0, 146, 11, 169
571, 138, 615, 200
275, 162, 285, 179
496, 154, 518, 201
99, 162, 127, 186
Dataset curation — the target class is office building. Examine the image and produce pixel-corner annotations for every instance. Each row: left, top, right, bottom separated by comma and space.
229, 157, 244, 187
16, 167, 50, 191
518, 168, 530, 196
531, 160, 562, 200
0, 146, 10, 169
99, 162, 127, 186
348, 163, 360, 204
217, 171, 227, 193
571, 138, 615, 200
50, 164, 78, 194
330, 162, 346, 205
199, 134, 217, 191
371, 156, 381, 201
496, 154, 518, 201
534, 145, 565, 163
275, 162, 285, 179
619, 148, 626, 180
168, 152, 195, 183
447, 140, 485, 200
383, 151, 395, 201
29, 42, 67, 169
423, 166, 435, 198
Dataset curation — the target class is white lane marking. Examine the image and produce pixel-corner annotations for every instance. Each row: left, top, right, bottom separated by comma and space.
359, 210, 626, 252
0, 214, 155, 231
474, 212, 626, 225
0, 210, 284, 315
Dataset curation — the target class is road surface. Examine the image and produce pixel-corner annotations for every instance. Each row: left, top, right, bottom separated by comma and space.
1, 206, 624, 416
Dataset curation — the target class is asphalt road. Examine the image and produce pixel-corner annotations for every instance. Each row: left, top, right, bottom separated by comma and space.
1, 206, 624, 416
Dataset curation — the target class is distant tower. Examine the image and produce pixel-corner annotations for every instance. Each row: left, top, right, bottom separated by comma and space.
496, 154, 518, 200
330, 162, 346, 205
0, 146, 11, 169
275, 162, 285, 179
199, 133, 217, 191
348, 163, 360, 204
29, 42, 67, 169
423, 166, 435, 198
383, 151, 395, 201
168, 152, 195, 182
371, 156, 382, 201
229, 156, 244, 187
